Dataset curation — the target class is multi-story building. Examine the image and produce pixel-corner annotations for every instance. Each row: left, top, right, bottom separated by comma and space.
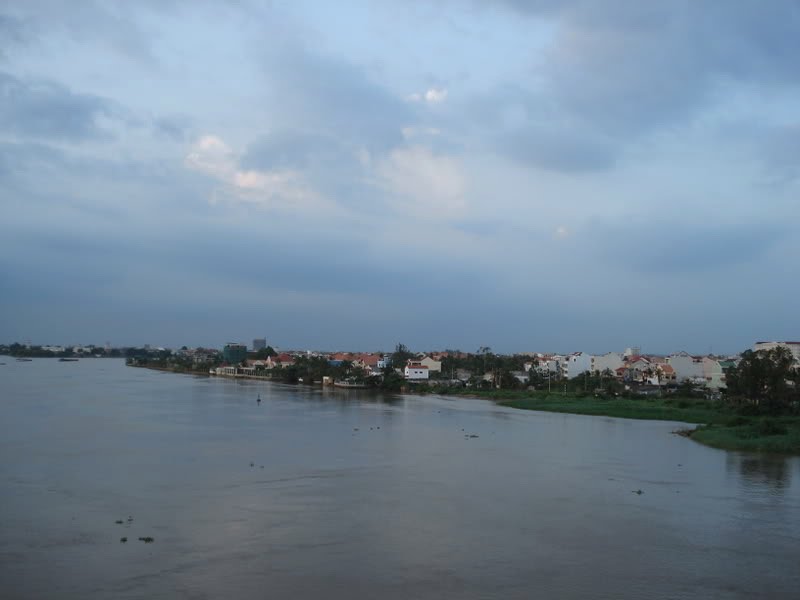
222, 343, 247, 364
560, 352, 592, 379
591, 352, 624, 375
667, 352, 705, 382
404, 361, 429, 380
253, 338, 266, 351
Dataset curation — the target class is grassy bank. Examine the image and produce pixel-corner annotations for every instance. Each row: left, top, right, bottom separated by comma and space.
433, 389, 800, 454
691, 419, 800, 454
497, 394, 726, 425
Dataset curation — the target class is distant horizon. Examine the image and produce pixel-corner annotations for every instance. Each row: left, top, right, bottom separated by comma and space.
1, 337, 769, 358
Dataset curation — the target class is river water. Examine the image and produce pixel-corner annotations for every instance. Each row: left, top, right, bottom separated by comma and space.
1, 358, 798, 599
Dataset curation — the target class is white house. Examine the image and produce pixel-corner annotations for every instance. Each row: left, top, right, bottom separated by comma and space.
702, 357, 729, 390
560, 352, 592, 379
404, 361, 429, 380
667, 352, 705, 382
591, 352, 624, 375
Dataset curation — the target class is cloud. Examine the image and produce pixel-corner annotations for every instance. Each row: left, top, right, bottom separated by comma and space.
0, 13, 31, 54
501, 1, 800, 134
0, 70, 120, 140
589, 220, 788, 274
184, 134, 323, 211
758, 124, 800, 183
152, 114, 192, 141
264, 47, 411, 154
496, 125, 616, 172
375, 146, 466, 219
409, 87, 448, 105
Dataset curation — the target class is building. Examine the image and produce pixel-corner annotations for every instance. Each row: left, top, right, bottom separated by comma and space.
222, 343, 248, 364
253, 338, 266, 351
753, 341, 800, 363
591, 352, 624, 375
667, 352, 705, 382
404, 361, 429, 380
702, 357, 728, 390
267, 353, 295, 368
560, 352, 592, 379
419, 355, 442, 372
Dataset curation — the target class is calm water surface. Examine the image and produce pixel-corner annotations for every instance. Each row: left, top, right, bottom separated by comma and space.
1, 358, 799, 599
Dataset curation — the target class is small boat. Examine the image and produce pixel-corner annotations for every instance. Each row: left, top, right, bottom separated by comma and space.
333, 380, 368, 389
257, 394, 261, 404
59, 358, 79, 362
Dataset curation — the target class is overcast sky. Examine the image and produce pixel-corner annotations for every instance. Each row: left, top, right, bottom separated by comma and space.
1, 1, 798, 354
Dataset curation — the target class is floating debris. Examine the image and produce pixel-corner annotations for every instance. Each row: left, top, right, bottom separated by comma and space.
120, 537, 127, 543
115, 520, 124, 524
138, 536, 154, 543
632, 489, 644, 495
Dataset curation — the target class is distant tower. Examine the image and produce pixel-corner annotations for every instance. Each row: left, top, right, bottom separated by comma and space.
253, 338, 267, 352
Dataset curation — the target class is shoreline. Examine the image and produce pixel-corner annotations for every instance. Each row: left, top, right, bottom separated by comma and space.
129, 364, 799, 455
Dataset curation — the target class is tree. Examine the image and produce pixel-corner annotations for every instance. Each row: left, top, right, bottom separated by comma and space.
255, 346, 277, 359
392, 343, 414, 369
726, 347, 798, 414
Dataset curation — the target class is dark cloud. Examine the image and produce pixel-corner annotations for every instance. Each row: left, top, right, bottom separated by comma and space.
152, 114, 193, 141
759, 125, 800, 183
473, 1, 800, 173
0, 71, 118, 140
241, 130, 347, 171
0, 13, 32, 52
497, 126, 615, 172
501, 1, 800, 134
265, 48, 411, 154
591, 221, 787, 274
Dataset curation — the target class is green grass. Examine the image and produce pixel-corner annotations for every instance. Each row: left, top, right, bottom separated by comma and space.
434, 389, 800, 454
691, 418, 800, 454
497, 394, 726, 424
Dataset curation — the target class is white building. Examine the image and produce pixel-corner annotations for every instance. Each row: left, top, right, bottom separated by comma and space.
702, 357, 728, 390
667, 352, 705, 382
591, 352, 624, 375
560, 352, 592, 379
404, 361, 429, 380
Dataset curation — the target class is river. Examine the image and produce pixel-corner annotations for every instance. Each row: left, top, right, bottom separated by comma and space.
1, 358, 798, 599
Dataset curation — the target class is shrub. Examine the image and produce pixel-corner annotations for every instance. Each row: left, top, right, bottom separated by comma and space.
757, 418, 788, 436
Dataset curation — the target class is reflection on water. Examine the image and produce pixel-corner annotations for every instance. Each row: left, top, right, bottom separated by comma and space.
1, 358, 799, 600
727, 453, 791, 494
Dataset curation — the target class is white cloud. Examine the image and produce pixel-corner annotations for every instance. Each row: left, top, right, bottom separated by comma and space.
407, 87, 448, 105
376, 145, 466, 219
424, 88, 447, 103
401, 126, 442, 139
184, 134, 326, 212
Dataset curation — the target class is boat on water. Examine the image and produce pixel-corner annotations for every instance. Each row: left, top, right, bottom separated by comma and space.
333, 380, 368, 389
59, 358, 79, 362
16, 358, 33, 362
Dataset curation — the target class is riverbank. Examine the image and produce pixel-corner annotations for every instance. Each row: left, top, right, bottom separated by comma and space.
433, 389, 800, 454
130, 364, 800, 454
